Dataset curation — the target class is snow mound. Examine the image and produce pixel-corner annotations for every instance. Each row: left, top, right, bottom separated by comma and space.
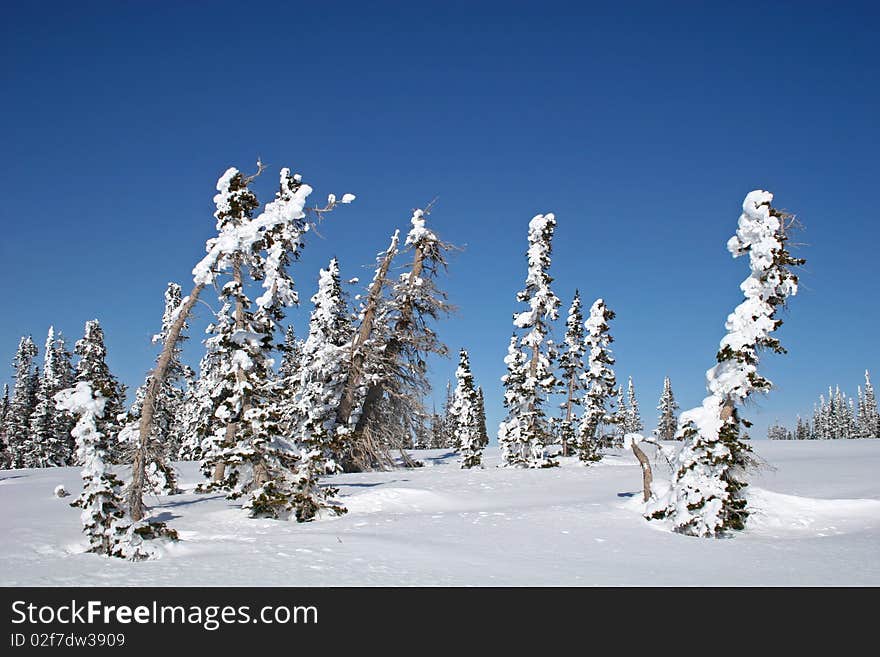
344, 487, 457, 515
747, 487, 880, 538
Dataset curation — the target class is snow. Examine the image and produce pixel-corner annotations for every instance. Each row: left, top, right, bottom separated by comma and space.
2, 440, 879, 585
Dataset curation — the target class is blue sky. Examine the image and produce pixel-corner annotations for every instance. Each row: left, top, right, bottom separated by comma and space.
1, 0, 877, 440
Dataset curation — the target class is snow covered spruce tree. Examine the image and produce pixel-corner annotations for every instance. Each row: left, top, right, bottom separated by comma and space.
648, 190, 804, 537
27, 327, 71, 467
55, 382, 174, 560
451, 349, 486, 468
197, 165, 354, 519
287, 258, 352, 521
858, 370, 879, 438
558, 291, 586, 457
498, 213, 561, 468
0, 384, 9, 467
3, 336, 38, 468
624, 376, 643, 438
576, 299, 617, 462
75, 320, 126, 465
133, 161, 351, 520
654, 376, 679, 440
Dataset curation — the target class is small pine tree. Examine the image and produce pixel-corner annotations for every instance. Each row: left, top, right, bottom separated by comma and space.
27, 328, 69, 467
451, 349, 486, 468
558, 291, 586, 457
576, 299, 617, 463
654, 376, 680, 441
3, 336, 39, 468
625, 377, 644, 438
75, 320, 125, 464
860, 371, 878, 438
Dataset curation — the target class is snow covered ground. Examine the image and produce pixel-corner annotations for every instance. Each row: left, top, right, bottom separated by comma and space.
1, 441, 879, 586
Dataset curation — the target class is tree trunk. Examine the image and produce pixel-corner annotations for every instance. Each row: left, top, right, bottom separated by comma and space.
130, 282, 205, 521
350, 244, 424, 463
631, 441, 653, 502
335, 237, 397, 430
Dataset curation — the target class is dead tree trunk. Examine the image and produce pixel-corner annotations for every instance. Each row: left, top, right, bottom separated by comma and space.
630, 440, 654, 503
350, 244, 425, 466
335, 235, 398, 429
130, 282, 205, 521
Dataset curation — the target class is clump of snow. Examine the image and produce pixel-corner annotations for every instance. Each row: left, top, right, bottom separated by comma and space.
53, 484, 69, 498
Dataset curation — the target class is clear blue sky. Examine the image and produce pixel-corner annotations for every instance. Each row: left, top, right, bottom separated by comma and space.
2, 1, 877, 440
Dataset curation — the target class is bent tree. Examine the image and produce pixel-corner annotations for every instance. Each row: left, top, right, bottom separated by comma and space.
648, 190, 804, 537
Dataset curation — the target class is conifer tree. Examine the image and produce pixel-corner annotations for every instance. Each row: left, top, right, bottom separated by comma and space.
0, 383, 9, 465
287, 258, 352, 521
451, 349, 486, 468
649, 190, 804, 537
55, 381, 171, 560
75, 320, 125, 464
476, 386, 489, 447
498, 213, 561, 468
576, 299, 617, 463
27, 328, 69, 466
53, 333, 76, 462
612, 387, 627, 444
860, 370, 879, 438
654, 376, 679, 441
625, 376, 643, 438
558, 291, 585, 457
3, 336, 39, 468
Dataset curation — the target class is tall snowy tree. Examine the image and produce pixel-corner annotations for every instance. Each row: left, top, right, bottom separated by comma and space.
649, 190, 804, 537
75, 320, 125, 464
27, 327, 69, 467
3, 336, 39, 468
558, 291, 585, 457
859, 370, 878, 438
498, 213, 561, 468
451, 349, 486, 468
0, 383, 10, 468
654, 376, 679, 441
287, 258, 352, 521
475, 386, 489, 447
576, 299, 617, 463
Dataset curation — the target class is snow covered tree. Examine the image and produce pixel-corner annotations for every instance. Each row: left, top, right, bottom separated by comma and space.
625, 377, 643, 438
498, 213, 561, 468
0, 383, 9, 467
859, 371, 878, 438
649, 190, 804, 537
27, 327, 70, 467
75, 320, 125, 464
287, 258, 352, 521
135, 161, 352, 520
576, 299, 617, 463
612, 387, 627, 443
451, 349, 486, 468
654, 376, 679, 441
558, 291, 585, 457
475, 386, 489, 447
3, 336, 39, 468
795, 416, 811, 440
55, 381, 174, 560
